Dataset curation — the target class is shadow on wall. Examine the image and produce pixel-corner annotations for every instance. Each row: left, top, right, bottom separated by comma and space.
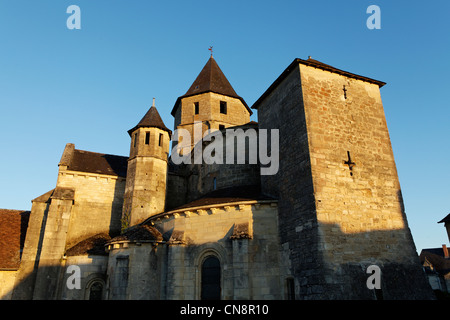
3, 223, 437, 300
311, 220, 435, 300
4, 258, 109, 300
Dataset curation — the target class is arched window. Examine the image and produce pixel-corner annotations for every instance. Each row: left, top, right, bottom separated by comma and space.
86, 279, 104, 300
201, 256, 221, 300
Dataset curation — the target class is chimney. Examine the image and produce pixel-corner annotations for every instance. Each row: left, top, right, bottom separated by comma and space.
443, 244, 449, 258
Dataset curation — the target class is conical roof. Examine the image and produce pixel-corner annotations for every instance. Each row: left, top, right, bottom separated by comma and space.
171, 56, 251, 116
128, 105, 172, 137
184, 56, 240, 98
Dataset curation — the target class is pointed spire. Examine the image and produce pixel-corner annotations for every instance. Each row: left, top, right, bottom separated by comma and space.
183, 56, 240, 99
128, 101, 171, 137
171, 56, 252, 116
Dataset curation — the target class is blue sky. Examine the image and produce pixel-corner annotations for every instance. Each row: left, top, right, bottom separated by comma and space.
0, 0, 448, 253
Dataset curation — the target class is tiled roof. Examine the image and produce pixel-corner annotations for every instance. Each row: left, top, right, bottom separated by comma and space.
128, 105, 172, 137
0, 209, 30, 270
171, 56, 251, 116
59, 143, 128, 177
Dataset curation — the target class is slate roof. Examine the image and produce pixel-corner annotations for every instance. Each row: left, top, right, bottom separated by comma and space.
65, 233, 111, 256
110, 225, 163, 243
59, 144, 128, 177
0, 209, 30, 270
128, 105, 172, 137
171, 56, 251, 116
252, 57, 386, 110
171, 185, 274, 211
184, 56, 240, 99
438, 213, 450, 224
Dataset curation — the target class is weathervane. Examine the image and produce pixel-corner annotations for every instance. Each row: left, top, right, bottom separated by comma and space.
208, 46, 213, 57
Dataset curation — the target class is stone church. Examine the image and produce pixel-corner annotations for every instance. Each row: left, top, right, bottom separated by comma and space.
0, 55, 435, 300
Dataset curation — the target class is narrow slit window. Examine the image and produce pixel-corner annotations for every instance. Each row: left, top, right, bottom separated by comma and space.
145, 132, 150, 145
194, 102, 199, 115
134, 133, 138, 148
159, 133, 163, 147
286, 278, 295, 300
220, 101, 227, 114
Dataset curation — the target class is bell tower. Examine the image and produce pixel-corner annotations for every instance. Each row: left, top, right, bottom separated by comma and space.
171, 55, 252, 156
122, 99, 172, 228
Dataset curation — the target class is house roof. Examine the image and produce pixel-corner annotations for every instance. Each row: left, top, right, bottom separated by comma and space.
252, 57, 386, 110
0, 209, 30, 270
59, 143, 128, 177
420, 248, 450, 275
171, 56, 251, 116
128, 105, 172, 137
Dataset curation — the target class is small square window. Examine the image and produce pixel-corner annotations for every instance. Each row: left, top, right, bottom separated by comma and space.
219, 125, 225, 130
194, 102, 199, 115
220, 101, 227, 114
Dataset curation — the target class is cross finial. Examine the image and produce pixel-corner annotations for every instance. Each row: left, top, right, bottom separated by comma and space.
208, 46, 213, 57
152, 97, 155, 107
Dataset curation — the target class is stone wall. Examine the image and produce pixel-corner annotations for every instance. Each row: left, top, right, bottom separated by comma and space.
28, 188, 75, 300
60, 255, 108, 300
173, 92, 250, 155
168, 122, 261, 205
299, 63, 432, 299
166, 171, 188, 211
256, 65, 321, 299
11, 198, 50, 299
106, 242, 164, 300
0, 271, 17, 299
57, 171, 125, 248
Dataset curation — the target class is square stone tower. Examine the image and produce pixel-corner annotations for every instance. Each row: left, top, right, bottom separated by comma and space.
253, 57, 434, 299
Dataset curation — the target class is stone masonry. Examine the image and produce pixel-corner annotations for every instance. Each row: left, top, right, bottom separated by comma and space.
253, 58, 434, 299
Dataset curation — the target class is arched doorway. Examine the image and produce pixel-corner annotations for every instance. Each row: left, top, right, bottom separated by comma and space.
201, 256, 221, 300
